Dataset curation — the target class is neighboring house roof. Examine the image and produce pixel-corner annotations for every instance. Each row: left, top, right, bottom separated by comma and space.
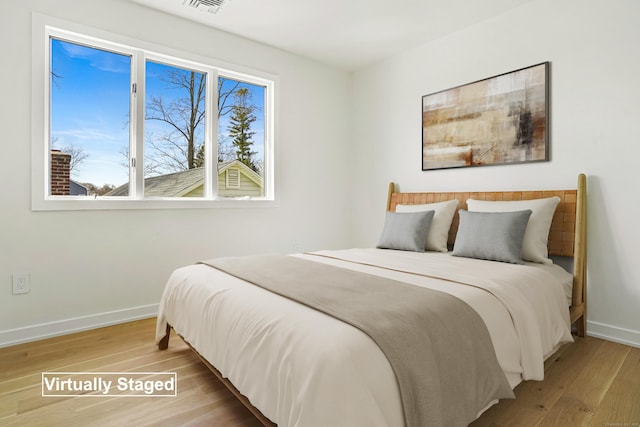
146, 167, 206, 197
70, 180, 89, 196
106, 160, 263, 197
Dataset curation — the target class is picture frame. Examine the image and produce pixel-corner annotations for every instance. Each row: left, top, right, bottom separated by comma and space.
422, 62, 549, 171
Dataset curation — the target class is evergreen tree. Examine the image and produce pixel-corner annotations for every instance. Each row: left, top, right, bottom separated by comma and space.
195, 144, 205, 168
227, 88, 258, 172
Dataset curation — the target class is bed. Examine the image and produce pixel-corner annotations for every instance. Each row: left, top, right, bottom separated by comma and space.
156, 174, 587, 427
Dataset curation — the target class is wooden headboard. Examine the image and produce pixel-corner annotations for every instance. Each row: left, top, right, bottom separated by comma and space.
386, 174, 588, 336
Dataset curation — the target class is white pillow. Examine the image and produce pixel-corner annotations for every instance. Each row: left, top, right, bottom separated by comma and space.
466, 197, 561, 264
396, 199, 458, 252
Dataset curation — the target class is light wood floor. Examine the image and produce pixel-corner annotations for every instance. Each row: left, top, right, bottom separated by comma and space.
1, 318, 638, 427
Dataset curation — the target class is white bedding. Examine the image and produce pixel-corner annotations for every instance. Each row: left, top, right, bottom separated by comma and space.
156, 248, 573, 426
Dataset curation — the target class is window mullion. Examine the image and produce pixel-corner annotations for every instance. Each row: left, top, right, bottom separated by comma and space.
132, 51, 145, 199
206, 68, 218, 199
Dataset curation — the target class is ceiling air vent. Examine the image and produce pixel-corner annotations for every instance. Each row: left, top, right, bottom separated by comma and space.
183, 0, 229, 14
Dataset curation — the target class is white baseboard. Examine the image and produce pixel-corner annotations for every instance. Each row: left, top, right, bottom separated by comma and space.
3, 306, 638, 350
0, 304, 158, 348
587, 320, 640, 348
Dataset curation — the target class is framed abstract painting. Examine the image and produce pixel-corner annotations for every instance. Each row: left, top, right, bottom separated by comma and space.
422, 62, 549, 170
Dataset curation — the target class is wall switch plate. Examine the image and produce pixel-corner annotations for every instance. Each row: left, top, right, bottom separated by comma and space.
12, 273, 30, 295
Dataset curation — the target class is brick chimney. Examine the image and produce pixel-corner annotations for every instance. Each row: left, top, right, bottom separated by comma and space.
50, 150, 71, 196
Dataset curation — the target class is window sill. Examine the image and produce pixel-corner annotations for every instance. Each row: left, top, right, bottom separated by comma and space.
32, 197, 278, 211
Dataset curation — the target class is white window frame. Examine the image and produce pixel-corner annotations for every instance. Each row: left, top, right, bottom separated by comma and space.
31, 13, 277, 210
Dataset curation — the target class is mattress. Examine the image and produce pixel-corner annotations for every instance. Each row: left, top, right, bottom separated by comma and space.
156, 248, 574, 426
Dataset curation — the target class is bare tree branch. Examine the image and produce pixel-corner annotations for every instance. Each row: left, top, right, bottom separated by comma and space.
52, 138, 89, 177
218, 79, 241, 117
143, 72, 250, 176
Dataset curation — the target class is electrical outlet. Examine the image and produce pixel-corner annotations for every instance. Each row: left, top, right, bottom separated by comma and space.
12, 273, 30, 295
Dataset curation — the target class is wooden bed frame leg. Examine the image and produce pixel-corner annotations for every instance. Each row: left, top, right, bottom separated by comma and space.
576, 315, 586, 337
158, 324, 171, 350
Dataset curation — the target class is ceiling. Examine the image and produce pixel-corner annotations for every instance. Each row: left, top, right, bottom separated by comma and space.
130, 0, 534, 71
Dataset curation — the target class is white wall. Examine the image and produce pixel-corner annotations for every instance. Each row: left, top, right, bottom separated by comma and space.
0, 0, 352, 345
351, 0, 640, 346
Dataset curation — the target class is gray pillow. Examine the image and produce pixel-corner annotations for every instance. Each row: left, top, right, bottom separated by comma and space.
376, 211, 435, 252
452, 210, 532, 264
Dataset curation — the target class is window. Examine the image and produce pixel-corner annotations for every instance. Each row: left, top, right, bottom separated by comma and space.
50, 38, 132, 197
34, 17, 275, 210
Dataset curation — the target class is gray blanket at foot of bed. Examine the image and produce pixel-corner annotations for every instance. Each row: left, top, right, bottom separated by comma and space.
201, 254, 514, 427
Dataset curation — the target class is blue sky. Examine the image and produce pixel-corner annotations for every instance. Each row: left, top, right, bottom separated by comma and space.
50, 38, 265, 187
